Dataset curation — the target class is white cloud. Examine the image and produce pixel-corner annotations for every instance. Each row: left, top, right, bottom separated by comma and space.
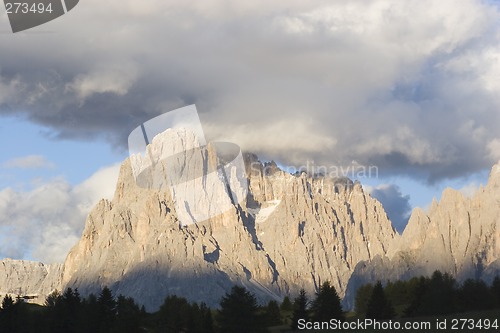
487, 138, 500, 161
0, 163, 121, 263
205, 117, 337, 164
66, 65, 139, 101
458, 182, 480, 197
73, 163, 122, 213
2, 155, 55, 169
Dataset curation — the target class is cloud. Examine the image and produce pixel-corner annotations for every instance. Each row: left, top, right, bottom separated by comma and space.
458, 182, 480, 197
2, 155, 55, 169
65, 65, 140, 101
367, 184, 412, 233
0, 0, 500, 182
0, 163, 121, 263
487, 138, 500, 161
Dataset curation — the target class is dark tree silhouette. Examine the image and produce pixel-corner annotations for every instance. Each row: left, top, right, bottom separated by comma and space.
355, 272, 500, 320
0, 294, 15, 331
0, 295, 16, 333
157, 295, 217, 333
404, 276, 428, 317
459, 279, 494, 311
112, 295, 143, 333
79, 293, 100, 333
199, 302, 215, 333
45, 290, 61, 308
281, 296, 293, 312
265, 300, 282, 326
186, 302, 216, 333
291, 289, 309, 330
218, 286, 265, 333
492, 276, 500, 307
311, 281, 344, 321
156, 295, 191, 332
385, 279, 416, 309
410, 271, 457, 316
1, 295, 14, 311
366, 281, 395, 320
97, 286, 117, 332
13, 275, 500, 333
354, 283, 373, 317
47, 287, 82, 333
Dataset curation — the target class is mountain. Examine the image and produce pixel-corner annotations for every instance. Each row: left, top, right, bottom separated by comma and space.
58, 128, 398, 310
343, 163, 500, 309
0, 259, 61, 301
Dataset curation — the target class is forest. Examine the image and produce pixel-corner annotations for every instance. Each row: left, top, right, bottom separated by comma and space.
354, 271, 500, 319
0, 271, 499, 332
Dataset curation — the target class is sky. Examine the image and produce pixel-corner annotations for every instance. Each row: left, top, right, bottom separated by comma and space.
0, 0, 500, 263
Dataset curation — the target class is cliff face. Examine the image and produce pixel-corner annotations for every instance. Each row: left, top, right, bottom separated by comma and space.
59, 128, 398, 310
0, 259, 62, 302
344, 162, 500, 309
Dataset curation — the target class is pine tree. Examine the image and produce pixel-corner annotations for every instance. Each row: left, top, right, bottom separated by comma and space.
281, 296, 293, 312
0, 295, 15, 333
416, 271, 457, 315
265, 300, 282, 326
112, 295, 142, 333
404, 276, 428, 317
200, 302, 215, 333
80, 293, 100, 333
97, 286, 117, 332
311, 281, 344, 321
45, 290, 61, 308
366, 281, 395, 320
291, 289, 309, 330
157, 295, 191, 332
354, 283, 373, 317
459, 279, 494, 311
1, 295, 14, 311
50, 288, 82, 333
62, 287, 81, 311
217, 286, 265, 333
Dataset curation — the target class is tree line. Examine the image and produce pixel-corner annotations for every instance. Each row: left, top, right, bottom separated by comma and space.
0, 285, 287, 332
355, 271, 500, 319
0, 281, 345, 332
1, 272, 498, 332
0, 287, 148, 333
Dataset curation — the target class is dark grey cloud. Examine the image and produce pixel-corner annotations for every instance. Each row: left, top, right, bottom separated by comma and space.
369, 184, 412, 233
1, 0, 500, 182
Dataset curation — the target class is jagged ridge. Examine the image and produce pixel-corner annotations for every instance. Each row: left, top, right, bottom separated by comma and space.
344, 162, 500, 309
58, 128, 397, 310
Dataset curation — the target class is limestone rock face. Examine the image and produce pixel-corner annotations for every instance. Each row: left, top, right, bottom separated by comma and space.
59, 128, 398, 310
0, 259, 62, 302
345, 162, 500, 309
393, 162, 500, 278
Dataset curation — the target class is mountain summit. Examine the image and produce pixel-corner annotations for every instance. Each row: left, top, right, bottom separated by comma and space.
58, 128, 397, 310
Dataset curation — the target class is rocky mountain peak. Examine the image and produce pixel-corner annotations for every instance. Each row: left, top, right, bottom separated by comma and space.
345, 161, 500, 309
486, 161, 500, 189
0, 259, 62, 302
55, 127, 399, 310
